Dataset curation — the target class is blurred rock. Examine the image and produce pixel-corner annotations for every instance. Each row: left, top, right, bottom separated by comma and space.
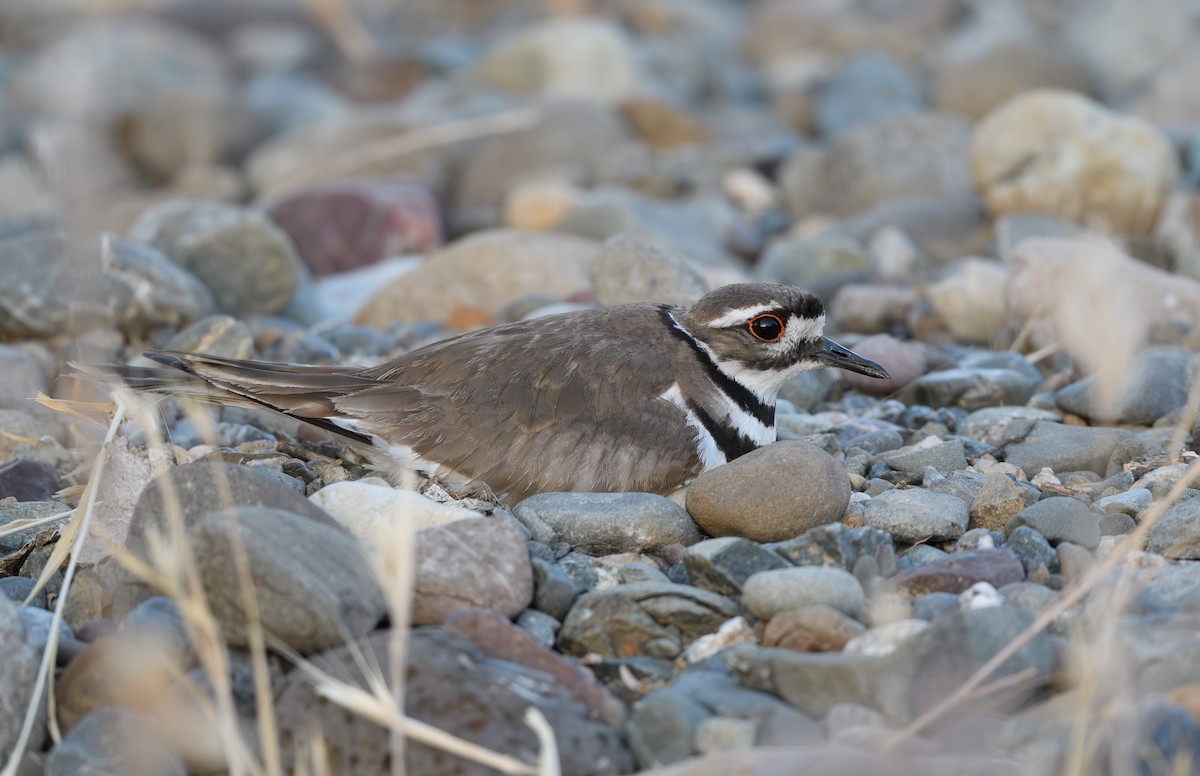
275, 628, 634, 775
14, 18, 234, 180
933, 40, 1092, 120
1055, 349, 1190, 424
476, 18, 643, 104
503, 177, 579, 230
0, 594, 41, 758
926, 258, 1010, 344
413, 517, 533, 625
557, 186, 739, 267
1127, 49, 1200, 135
355, 228, 598, 329
45, 708, 183, 776
620, 97, 709, 149
128, 200, 304, 317
1002, 420, 1132, 478
972, 90, 1178, 236
755, 233, 871, 299
814, 52, 922, 139
838, 334, 926, 396
0, 459, 63, 502
265, 180, 442, 277
161, 315, 254, 359
591, 235, 708, 308
457, 101, 630, 228
104, 237, 216, 334
827, 197, 992, 266
828, 284, 919, 335
779, 112, 974, 217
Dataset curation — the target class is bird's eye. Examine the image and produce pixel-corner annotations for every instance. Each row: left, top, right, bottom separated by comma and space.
748, 314, 784, 342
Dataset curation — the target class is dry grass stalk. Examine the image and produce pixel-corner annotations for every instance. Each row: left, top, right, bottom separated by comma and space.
0, 508, 75, 542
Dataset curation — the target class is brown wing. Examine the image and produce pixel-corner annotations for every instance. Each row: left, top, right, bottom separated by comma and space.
335, 304, 701, 499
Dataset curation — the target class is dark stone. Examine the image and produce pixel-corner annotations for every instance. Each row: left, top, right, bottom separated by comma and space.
683, 537, 790, 596
0, 460, 64, 502
887, 549, 1025, 596
1005, 526, 1060, 582
770, 523, 896, 576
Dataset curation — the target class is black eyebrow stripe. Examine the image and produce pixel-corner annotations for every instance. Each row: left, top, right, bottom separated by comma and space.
658, 305, 775, 428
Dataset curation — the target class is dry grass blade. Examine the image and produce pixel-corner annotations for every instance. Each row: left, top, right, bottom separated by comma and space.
0, 399, 126, 776
33, 392, 114, 429
524, 708, 561, 776
883, 455, 1200, 752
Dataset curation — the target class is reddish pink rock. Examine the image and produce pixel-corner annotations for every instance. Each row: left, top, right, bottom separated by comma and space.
265, 180, 441, 277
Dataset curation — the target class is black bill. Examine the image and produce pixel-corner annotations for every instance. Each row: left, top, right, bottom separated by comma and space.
813, 338, 890, 379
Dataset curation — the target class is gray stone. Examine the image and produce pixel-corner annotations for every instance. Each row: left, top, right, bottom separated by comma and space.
413, 517, 534, 624
513, 492, 701, 554
888, 606, 1057, 720
1056, 542, 1094, 582
1090, 470, 1137, 500
1005, 497, 1102, 550
920, 467, 986, 503
1055, 350, 1189, 424
104, 237, 216, 333
0, 500, 69, 556
117, 596, 192, 666
1005, 526, 1060, 583
897, 544, 950, 570
815, 52, 923, 139
770, 523, 897, 577
779, 369, 840, 412
827, 197, 992, 267
275, 627, 634, 775
591, 235, 708, 308
895, 368, 1038, 410
754, 233, 871, 298
742, 566, 866, 619
1145, 499, 1200, 559
530, 556, 581, 621
912, 592, 959, 621
1096, 488, 1153, 516
887, 549, 1025, 596
1100, 512, 1138, 536
879, 440, 968, 475
0, 595, 40, 759
722, 645, 892, 720
516, 609, 560, 649
128, 200, 304, 317
45, 708, 184, 776
627, 687, 711, 767
971, 471, 1040, 532
18, 605, 72, 656
0, 344, 49, 411
161, 314, 254, 359
959, 406, 1062, 445
559, 582, 737, 659
683, 537, 790, 596
1105, 429, 1177, 478
686, 442, 852, 543
863, 488, 971, 543
0, 459, 65, 502
1002, 421, 1134, 478
188, 506, 385, 653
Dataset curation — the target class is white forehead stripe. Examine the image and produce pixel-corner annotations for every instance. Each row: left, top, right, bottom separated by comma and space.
706, 303, 782, 329
784, 313, 826, 345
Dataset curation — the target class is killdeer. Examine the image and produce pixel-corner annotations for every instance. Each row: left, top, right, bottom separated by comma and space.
126, 283, 887, 503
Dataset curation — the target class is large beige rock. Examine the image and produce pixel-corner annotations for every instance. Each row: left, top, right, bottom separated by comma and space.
926, 258, 1010, 344
355, 228, 600, 329
972, 90, 1178, 236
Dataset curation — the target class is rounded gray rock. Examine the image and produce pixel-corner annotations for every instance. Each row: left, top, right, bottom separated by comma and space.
591, 235, 708, 308
0, 595, 41, 760
128, 200, 303, 317
742, 566, 866, 619
413, 517, 533, 625
686, 441, 852, 543
1004, 496, 1102, 550
1145, 499, 1200, 560
188, 506, 385, 653
863, 488, 970, 543
513, 491, 702, 554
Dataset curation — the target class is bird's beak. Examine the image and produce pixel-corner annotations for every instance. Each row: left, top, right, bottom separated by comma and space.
812, 337, 890, 379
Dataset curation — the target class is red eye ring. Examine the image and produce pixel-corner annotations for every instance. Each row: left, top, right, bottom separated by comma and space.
748, 313, 785, 343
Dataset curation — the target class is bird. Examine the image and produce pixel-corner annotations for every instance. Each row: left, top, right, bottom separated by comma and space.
118, 283, 889, 504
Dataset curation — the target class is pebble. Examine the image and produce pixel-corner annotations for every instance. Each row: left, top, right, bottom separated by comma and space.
685, 441, 851, 543
413, 517, 533, 624
762, 604, 866, 652
128, 200, 305, 317
742, 566, 866, 619
895, 367, 1038, 410
559, 581, 737, 659
355, 229, 599, 329
971, 89, 1177, 236
770, 523, 897, 577
161, 314, 254, 359
879, 439, 967, 475
814, 52, 922, 139
683, 537, 790, 596
887, 549, 1025, 596
308, 480, 481, 549
1145, 499, 1200, 560
1055, 349, 1190, 424
530, 556, 582, 621
274, 628, 635, 775
970, 470, 1041, 532
863, 488, 970, 543
513, 491, 702, 555
828, 284, 919, 334
1006, 525, 1060, 583
1005, 497, 1103, 550
754, 233, 871, 298
0, 595, 40, 756
188, 506, 385, 652
265, 180, 442, 277
1003, 421, 1133, 478
843, 619, 928, 657
45, 707, 185, 776
1096, 488, 1153, 517
590, 235, 708, 308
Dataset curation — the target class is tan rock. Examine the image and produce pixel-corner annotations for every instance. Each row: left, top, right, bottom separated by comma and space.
926, 258, 1010, 344
355, 228, 599, 329
828, 284, 919, 334
972, 89, 1178, 236
762, 604, 866, 652
620, 97, 709, 149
